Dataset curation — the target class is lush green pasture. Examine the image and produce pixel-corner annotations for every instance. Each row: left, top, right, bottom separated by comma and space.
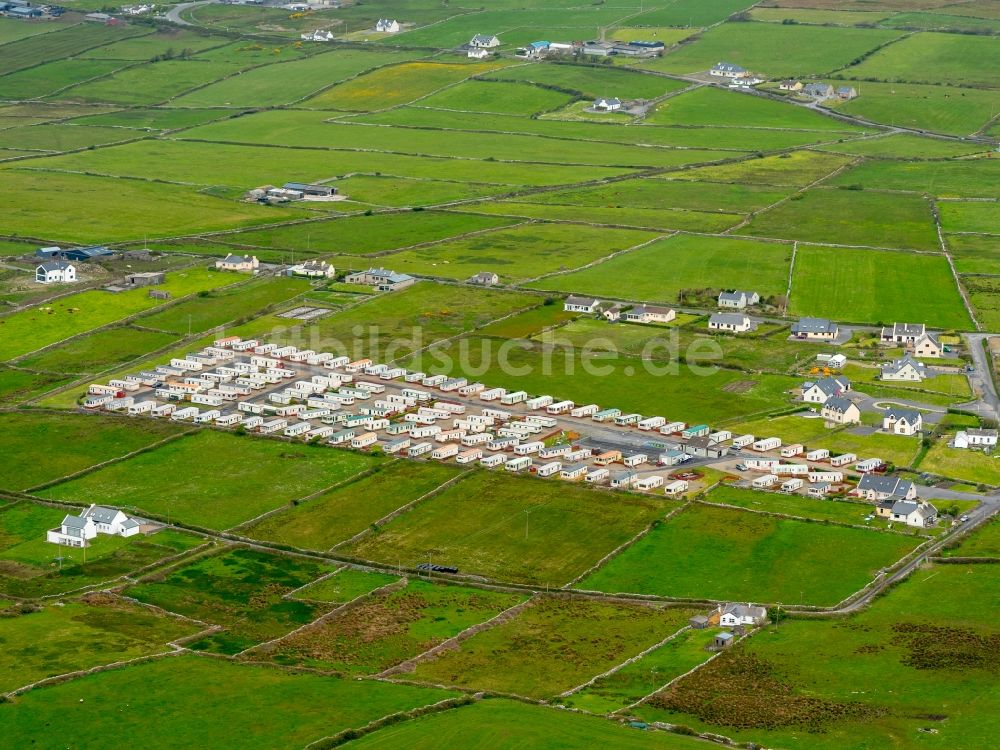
842, 31, 1000, 87
58, 59, 244, 105
647, 86, 857, 131
818, 132, 990, 159
962, 276, 1000, 331
950, 233, 1000, 275
828, 81, 1000, 136
487, 63, 687, 100
24, 137, 636, 188
478, 303, 577, 339
705, 485, 878, 526
40, 431, 379, 530
0, 267, 235, 361
0, 21, 143, 76
943, 517, 1000, 558
565, 626, 723, 714
298, 282, 538, 362
416, 79, 576, 116
527, 234, 791, 303
69, 107, 229, 131
749, 7, 890, 25
263, 579, 525, 674
0, 59, 127, 101
789, 245, 972, 328
223, 211, 516, 255
0, 169, 305, 243
627, 0, 762, 27
346, 471, 667, 587
746, 187, 939, 251
385, 223, 659, 283
0, 16, 72, 45
673, 150, 854, 187
244, 461, 462, 550
306, 60, 509, 110
17, 326, 179, 375
0, 122, 137, 151
411, 597, 697, 699
126, 547, 336, 654
0, 367, 75, 406
919, 441, 1000, 486
171, 48, 416, 107
138, 276, 309, 335
0, 501, 202, 598
636, 563, 1000, 750
454, 202, 740, 233
77, 29, 225, 60
579, 504, 922, 605
412, 335, 799, 426
0, 655, 458, 749
939, 201, 1000, 235
292, 567, 400, 603
0, 412, 183, 491
0, 596, 200, 693
827, 155, 1000, 198
644, 22, 900, 77
325, 174, 508, 207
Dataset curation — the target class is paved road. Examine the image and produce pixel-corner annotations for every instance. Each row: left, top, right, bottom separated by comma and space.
960, 333, 999, 423
164, 0, 214, 25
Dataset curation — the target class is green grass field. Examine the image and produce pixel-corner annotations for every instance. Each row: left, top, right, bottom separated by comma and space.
346, 471, 668, 587
579, 503, 922, 605
410, 596, 698, 699
39, 431, 379, 530
0, 21, 143, 76
789, 245, 973, 328
243, 461, 463, 550
262, 579, 526, 674
827, 158, 1000, 199
0, 655, 458, 749
951, 234, 1000, 275
842, 31, 1000, 87
635, 563, 1000, 750
705, 484, 881, 526
291, 567, 400, 603
16, 326, 179, 375
671, 150, 854, 187
939, 201, 1000, 235
943, 517, 1000, 558
125, 547, 337, 654
487, 63, 688, 100
0, 412, 184, 491
415, 79, 577, 116
0, 595, 201, 692
918, 441, 1000, 486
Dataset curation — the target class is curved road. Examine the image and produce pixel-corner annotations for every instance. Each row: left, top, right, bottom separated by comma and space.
164, 0, 214, 26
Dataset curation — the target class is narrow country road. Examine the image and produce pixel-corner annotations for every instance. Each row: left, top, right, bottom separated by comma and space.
961, 333, 1000, 423
164, 0, 214, 26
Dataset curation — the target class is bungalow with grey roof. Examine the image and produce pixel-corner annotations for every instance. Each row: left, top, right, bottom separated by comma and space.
854, 473, 916, 502
469, 33, 500, 48
836, 86, 858, 100
883, 406, 922, 436
802, 82, 834, 99
345, 267, 414, 291
951, 428, 998, 450
564, 295, 602, 314
593, 97, 623, 111
791, 317, 838, 341
718, 603, 767, 627
709, 312, 752, 333
216, 254, 259, 273
624, 305, 675, 324
717, 290, 759, 309
375, 18, 400, 32
468, 271, 499, 286
710, 61, 747, 78
890, 500, 937, 528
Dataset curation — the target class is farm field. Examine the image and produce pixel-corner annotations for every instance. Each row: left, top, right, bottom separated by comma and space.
943, 517, 1000, 558
841, 31, 1000, 87
125, 547, 337, 655
243, 461, 463, 550
670, 149, 854, 187
634, 564, 1000, 750
487, 63, 689, 100
918, 441, 1000, 486
38, 430, 379, 530
578, 503, 922, 605
788, 245, 972, 329
409, 597, 699, 699
826, 157, 1000, 198
16, 326, 180, 375
704, 485, 880, 526
0, 367, 75, 407
0, 655, 459, 749
0, 594, 201, 693
260, 579, 526, 675
939, 201, 1000, 235
346, 471, 668, 587
291, 567, 400, 603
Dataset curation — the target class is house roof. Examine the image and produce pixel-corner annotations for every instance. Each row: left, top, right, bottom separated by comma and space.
888, 322, 925, 338
716, 631, 734, 641
595, 97, 622, 106
718, 290, 755, 303
121, 518, 141, 529
628, 304, 674, 317
83, 506, 123, 524
469, 272, 497, 282
837, 86, 857, 93
881, 355, 925, 377
471, 34, 497, 44
221, 254, 251, 264
823, 396, 856, 414
712, 62, 745, 72
884, 406, 921, 423
38, 261, 72, 272
891, 500, 935, 518
792, 317, 836, 334
722, 603, 767, 619
967, 428, 999, 438
565, 295, 600, 307
710, 312, 749, 326
857, 473, 912, 498
809, 376, 849, 398
61, 514, 90, 530
802, 83, 833, 94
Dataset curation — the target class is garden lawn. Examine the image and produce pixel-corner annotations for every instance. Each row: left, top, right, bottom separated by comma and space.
260, 579, 526, 675
578, 504, 922, 606
243, 461, 463, 550
125, 547, 337, 655
0, 595, 201, 693
410, 596, 698, 699
345, 471, 667, 587
789, 245, 972, 329
746, 188, 939, 251
0, 655, 458, 750
527, 234, 791, 304
0, 412, 184, 491
39, 431, 379, 530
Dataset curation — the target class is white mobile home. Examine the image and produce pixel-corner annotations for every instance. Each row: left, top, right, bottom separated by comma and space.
807, 470, 842, 484
215, 413, 243, 427
480, 387, 507, 401
592, 408, 621, 423
526, 395, 554, 410
432, 444, 460, 460
506, 456, 533, 472
194, 410, 221, 424
663, 479, 689, 496
623, 453, 648, 467
480, 453, 507, 468
585, 467, 610, 483
830, 453, 857, 467
635, 475, 664, 491
536, 461, 562, 478
170, 407, 199, 421
780, 444, 804, 458
614, 413, 641, 426
514, 441, 544, 456
456, 448, 483, 464
422, 374, 447, 387
127, 400, 156, 416
546, 400, 574, 415
561, 464, 589, 480
570, 404, 599, 418
351, 432, 378, 449
638, 416, 666, 431
525, 415, 557, 428
307, 426, 335, 440
152, 403, 176, 417
260, 418, 288, 434
435, 429, 466, 443
462, 432, 494, 446
773, 464, 809, 476
539, 443, 571, 459
660, 421, 686, 435
752, 474, 779, 489
242, 416, 265, 430
855, 458, 883, 473
459, 383, 485, 395
284, 422, 312, 437
487, 437, 520, 451
481, 408, 511, 421
384, 437, 411, 454
781, 478, 805, 492
610, 471, 637, 489
752, 437, 782, 452
329, 429, 355, 445
410, 425, 442, 439
501, 390, 528, 405
403, 371, 425, 383
806, 449, 830, 461
709, 430, 733, 443
408, 442, 433, 457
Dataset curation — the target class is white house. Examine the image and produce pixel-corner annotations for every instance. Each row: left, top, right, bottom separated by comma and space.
469, 34, 500, 48
375, 18, 400, 33
468, 271, 499, 286
708, 313, 752, 333
710, 61, 747, 78
36, 261, 77, 284
890, 500, 937, 528
216, 254, 259, 272
717, 290, 759, 309
468, 48, 490, 59
880, 322, 925, 346
821, 396, 861, 425
594, 97, 622, 111
288, 260, 336, 278
564, 295, 602, 313
718, 603, 767, 627
624, 305, 675, 324
952, 428, 999, 450
345, 267, 415, 291
47, 505, 141, 547
300, 30, 335, 42
883, 407, 922, 435
801, 375, 850, 404
880, 355, 926, 382
853, 474, 916, 502
791, 317, 838, 341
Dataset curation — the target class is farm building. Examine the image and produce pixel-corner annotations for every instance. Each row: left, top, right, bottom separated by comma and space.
598, 302, 625, 321
791, 317, 838, 341
216, 254, 259, 272
816, 353, 847, 369
883, 407, 922, 436
708, 313, 752, 333
836, 86, 858, 100
714, 632, 734, 649
301, 30, 335, 41
125, 271, 165, 287
36, 261, 76, 284
62, 246, 114, 262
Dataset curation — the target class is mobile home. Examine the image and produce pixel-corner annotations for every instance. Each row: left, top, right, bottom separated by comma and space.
634, 475, 664, 491
479, 387, 507, 401
780, 444, 804, 458
752, 437, 782, 452
505, 456, 533, 472
752, 474, 779, 489
561, 464, 589, 480
500, 390, 528, 405
480, 453, 507, 468
830, 453, 857, 467
514, 441, 544, 456
781, 478, 805, 493
546, 400, 574, 415
536, 461, 562, 478
408, 442, 433, 457
806, 448, 830, 461
585, 467, 610, 483
431, 444, 460, 460
570, 404, 599, 418
663, 479, 689, 496
526, 395, 554, 410
638, 416, 666, 431
623, 453, 647, 468
592, 408, 621, 423
351, 432, 378, 449
194, 410, 221, 424
456, 448, 483, 464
